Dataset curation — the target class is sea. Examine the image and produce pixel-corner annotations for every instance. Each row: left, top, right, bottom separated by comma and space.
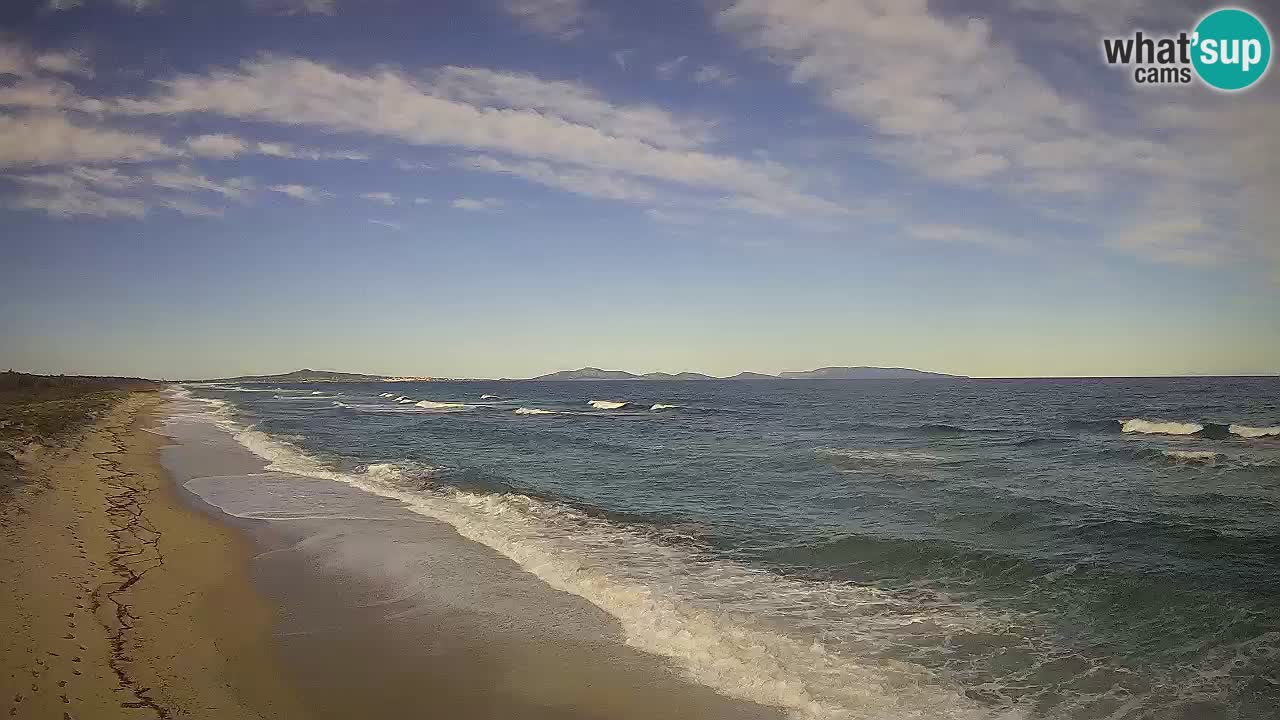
177, 377, 1279, 720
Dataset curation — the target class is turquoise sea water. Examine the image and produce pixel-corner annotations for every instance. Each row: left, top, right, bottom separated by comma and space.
186, 378, 1280, 719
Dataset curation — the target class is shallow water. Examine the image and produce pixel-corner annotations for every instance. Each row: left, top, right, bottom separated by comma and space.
183, 377, 1280, 719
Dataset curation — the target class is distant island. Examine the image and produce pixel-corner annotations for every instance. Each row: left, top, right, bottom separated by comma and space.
193, 366, 967, 384
528, 366, 966, 381
192, 369, 436, 383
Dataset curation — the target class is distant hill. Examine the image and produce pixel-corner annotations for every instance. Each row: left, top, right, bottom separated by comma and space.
640, 371, 718, 381
531, 367, 641, 381
529, 366, 964, 380
778, 366, 965, 380
194, 369, 433, 383
195, 366, 964, 383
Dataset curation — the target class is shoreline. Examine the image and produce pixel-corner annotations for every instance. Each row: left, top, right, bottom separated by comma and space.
162, 389, 787, 720
5, 390, 787, 719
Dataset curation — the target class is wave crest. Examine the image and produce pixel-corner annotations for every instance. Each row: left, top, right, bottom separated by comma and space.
515, 407, 557, 415
415, 400, 470, 411
588, 400, 627, 410
1121, 418, 1204, 435
1229, 424, 1280, 438
1161, 450, 1223, 464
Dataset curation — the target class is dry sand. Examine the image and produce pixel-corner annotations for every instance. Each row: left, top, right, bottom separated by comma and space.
1, 393, 304, 719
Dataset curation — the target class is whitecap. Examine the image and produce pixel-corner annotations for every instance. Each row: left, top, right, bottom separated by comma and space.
1121, 418, 1203, 435
650, 403, 678, 411
515, 407, 557, 415
1161, 450, 1222, 464
588, 400, 627, 410
415, 400, 470, 411
1229, 424, 1280, 439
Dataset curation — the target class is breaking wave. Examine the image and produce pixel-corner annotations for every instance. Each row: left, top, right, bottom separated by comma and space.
588, 399, 627, 410
1122, 419, 1204, 436
1160, 450, 1224, 464
514, 407, 557, 415
415, 400, 471, 411
650, 403, 678, 411
1230, 424, 1280, 439
174, 390, 1026, 720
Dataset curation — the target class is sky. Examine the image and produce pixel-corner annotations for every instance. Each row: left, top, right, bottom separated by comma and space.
0, 0, 1278, 379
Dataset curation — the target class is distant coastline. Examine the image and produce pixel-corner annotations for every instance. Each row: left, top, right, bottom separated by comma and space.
189, 366, 969, 383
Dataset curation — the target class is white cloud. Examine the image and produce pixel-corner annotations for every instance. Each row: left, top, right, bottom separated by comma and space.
33, 50, 93, 78
267, 183, 325, 202
185, 133, 367, 160
907, 223, 1026, 252
0, 112, 176, 168
611, 49, 634, 70
11, 172, 146, 218
367, 219, 401, 230
501, 0, 587, 39
186, 133, 248, 158
255, 141, 367, 160
394, 159, 432, 171
247, 0, 336, 15
112, 56, 837, 216
691, 64, 735, 86
452, 197, 503, 211
714, 0, 1278, 273
150, 167, 251, 199
458, 154, 659, 202
655, 56, 688, 79
359, 191, 398, 205
161, 198, 224, 217
429, 66, 712, 150
717, 0, 1091, 185
412, 197, 431, 205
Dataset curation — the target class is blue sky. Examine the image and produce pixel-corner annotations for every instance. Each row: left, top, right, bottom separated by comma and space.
1, 0, 1277, 379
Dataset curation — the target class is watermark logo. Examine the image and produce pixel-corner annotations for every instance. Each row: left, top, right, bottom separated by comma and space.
1102, 7, 1271, 91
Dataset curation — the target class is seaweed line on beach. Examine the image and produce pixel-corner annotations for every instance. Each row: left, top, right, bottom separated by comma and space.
88, 404, 172, 719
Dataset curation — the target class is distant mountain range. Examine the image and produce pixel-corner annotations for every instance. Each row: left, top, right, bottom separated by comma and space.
530, 366, 966, 381
194, 369, 434, 383
195, 366, 966, 384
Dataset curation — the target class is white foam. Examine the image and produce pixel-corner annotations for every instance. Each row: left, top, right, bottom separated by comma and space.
589, 400, 627, 410
819, 448, 949, 463
379, 392, 396, 398
172, 388, 1029, 720
1121, 418, 1203, 435
311, 390, 324, 395
481, 394, 500, 400
396, 397, 414, 404
515, 407, 557, 415
650, 403, 678, 411
1229, 424, 1280, 438
1161, 450, 1222, 463
415, 400, 471, 411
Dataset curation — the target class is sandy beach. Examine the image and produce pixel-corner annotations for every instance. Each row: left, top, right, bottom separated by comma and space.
3, 389, 785, 720
1, 392, 304, 719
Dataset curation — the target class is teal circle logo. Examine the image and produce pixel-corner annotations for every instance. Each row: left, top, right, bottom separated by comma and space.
1192, 8, 1271, 90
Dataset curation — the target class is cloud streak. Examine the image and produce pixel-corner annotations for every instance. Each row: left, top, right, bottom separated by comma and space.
112, 56, 841, 217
